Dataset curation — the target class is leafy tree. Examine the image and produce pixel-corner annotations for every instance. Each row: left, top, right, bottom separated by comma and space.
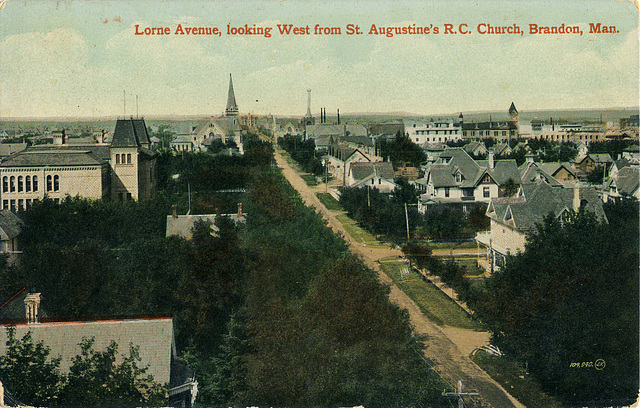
0, 328, 64, 406
480, 207, 639, 407
377, 131, 426, 167
60, 337, 166, 407
500, 178, 519, 197
402, 241, 432, 270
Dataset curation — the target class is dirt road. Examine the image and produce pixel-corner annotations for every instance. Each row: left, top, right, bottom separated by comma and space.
274, 149, 524, 408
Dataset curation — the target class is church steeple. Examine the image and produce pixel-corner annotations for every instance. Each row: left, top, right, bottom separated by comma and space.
225, 74, 238, 117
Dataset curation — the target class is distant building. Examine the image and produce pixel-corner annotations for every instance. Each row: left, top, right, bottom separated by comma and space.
602, 166, 640, 203
404, 119, 462, 144
166, 203, 246, 240
461, 103, 519, 142
0, 210, 22, 264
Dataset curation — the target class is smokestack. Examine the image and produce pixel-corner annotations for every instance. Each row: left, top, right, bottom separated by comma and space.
25, 293, 41, 324
172, 205, 178, 219
237, 202, 243, 218
337, 109, 340, 125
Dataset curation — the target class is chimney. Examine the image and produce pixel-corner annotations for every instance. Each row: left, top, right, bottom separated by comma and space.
172, 205, 178, 219
488, 150, 495, 169
237, 202, 243, 218
337, 109, 340, 125
25, 293, 41, 324
525, 154, 535, 164
573, 186, 580, 211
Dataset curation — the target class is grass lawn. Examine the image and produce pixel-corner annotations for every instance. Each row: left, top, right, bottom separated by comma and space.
456, 258, 486, 278
342, 223, 382, 246
300, 174, 318, 187
316, 193, 344, 212
472, 352, 564, 408
379, 260, 483, 330
335, 214, 353, 223
428, 241, 478, 250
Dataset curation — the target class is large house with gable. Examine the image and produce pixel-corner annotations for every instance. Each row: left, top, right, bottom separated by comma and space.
346, 161, 397, 192
418, 148, 521, 213
0, 118, 156, 211
475, 182, 607, 272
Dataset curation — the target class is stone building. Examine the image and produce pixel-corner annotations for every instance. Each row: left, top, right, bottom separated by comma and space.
0, 118, 156, 210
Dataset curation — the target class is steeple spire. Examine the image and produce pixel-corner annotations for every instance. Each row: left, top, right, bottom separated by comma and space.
225, 74, 238, 117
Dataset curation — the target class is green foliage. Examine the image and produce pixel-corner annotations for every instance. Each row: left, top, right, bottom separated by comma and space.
402, 241, 432, 270
339, 186, 421, 242
278, 135, 324, 176
0, 328, 63, 406
377, 131, 426, 167
0, 329, 165, 407
479, 206, 639, 407
61, 337, 166, 407
586, 166, 606, 184
500, 178, 519, 197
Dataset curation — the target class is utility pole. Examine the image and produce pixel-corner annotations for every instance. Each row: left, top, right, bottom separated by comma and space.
404, 202, 410, 242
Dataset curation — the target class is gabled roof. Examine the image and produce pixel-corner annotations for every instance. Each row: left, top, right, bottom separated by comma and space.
520, 162, 563, 187
350, 161, 395, 182
437, 148, 483, 187
589, 153, 613, 164
538, 162, 576, 179
509, 102, 518, 115
463, 141, 487, 154
489, 160, 521, 185
616, 167, 640, 196
0, 316, 175, 385
493, 143, 512, 156
488, 182, 607, 231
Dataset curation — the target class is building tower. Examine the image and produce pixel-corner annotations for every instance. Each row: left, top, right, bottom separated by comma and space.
508, 102, 519, 142
303, 89, 315, 126
225, 74, 239, 117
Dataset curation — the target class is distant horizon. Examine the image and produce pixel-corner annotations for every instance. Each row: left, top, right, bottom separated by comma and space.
1, 1, 637, 118
1, 106, 638, 122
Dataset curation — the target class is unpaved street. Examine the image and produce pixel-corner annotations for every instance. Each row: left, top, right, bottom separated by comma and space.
274, 149, 524, 408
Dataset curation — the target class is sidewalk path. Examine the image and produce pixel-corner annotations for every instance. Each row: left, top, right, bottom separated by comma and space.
274, 149, 525, 408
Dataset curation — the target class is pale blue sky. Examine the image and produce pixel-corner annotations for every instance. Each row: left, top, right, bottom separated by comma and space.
0, 0, 637, 118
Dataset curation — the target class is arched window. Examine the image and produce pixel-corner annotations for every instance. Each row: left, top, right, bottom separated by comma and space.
116, 154, 120, 164
2, 177, 7, 193
17, 176, 23, 192
9, 176, 15, 193
127, 154, 132, 164
32, 176, 38, 192
46, 175, 52, 192
53, 175, 60, 192
26, 176, 31, 192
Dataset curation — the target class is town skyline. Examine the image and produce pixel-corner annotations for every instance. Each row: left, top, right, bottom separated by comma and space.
0, 0, 638, 118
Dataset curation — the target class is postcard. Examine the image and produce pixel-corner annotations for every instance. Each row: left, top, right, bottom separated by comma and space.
0, 1, 638, 408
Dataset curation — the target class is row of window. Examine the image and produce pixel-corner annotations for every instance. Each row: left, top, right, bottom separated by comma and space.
442, 187, 491, 198
115, 153, 132, 164
463, 130, 510, 137
1, 175, 60, 193
1, 198, 58, 212
415, 136, 453, 143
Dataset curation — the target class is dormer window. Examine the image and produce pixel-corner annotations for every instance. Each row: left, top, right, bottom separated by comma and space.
455, 172, 463, 183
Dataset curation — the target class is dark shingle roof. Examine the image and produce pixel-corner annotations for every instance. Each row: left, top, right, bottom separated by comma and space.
0, 150, 106, 167
0, 210, 23, 240
616, 167, 640, 196
489, 182, 607, 231
350, 161, 395, 182
111, 118, 150, 147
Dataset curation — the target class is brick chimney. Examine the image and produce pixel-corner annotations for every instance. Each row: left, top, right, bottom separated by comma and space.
488, 150, 495, 170
237, 202, 243, 218
172, 205, 178, 219
573, 186, 580, 212
25, 293, 41, 324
